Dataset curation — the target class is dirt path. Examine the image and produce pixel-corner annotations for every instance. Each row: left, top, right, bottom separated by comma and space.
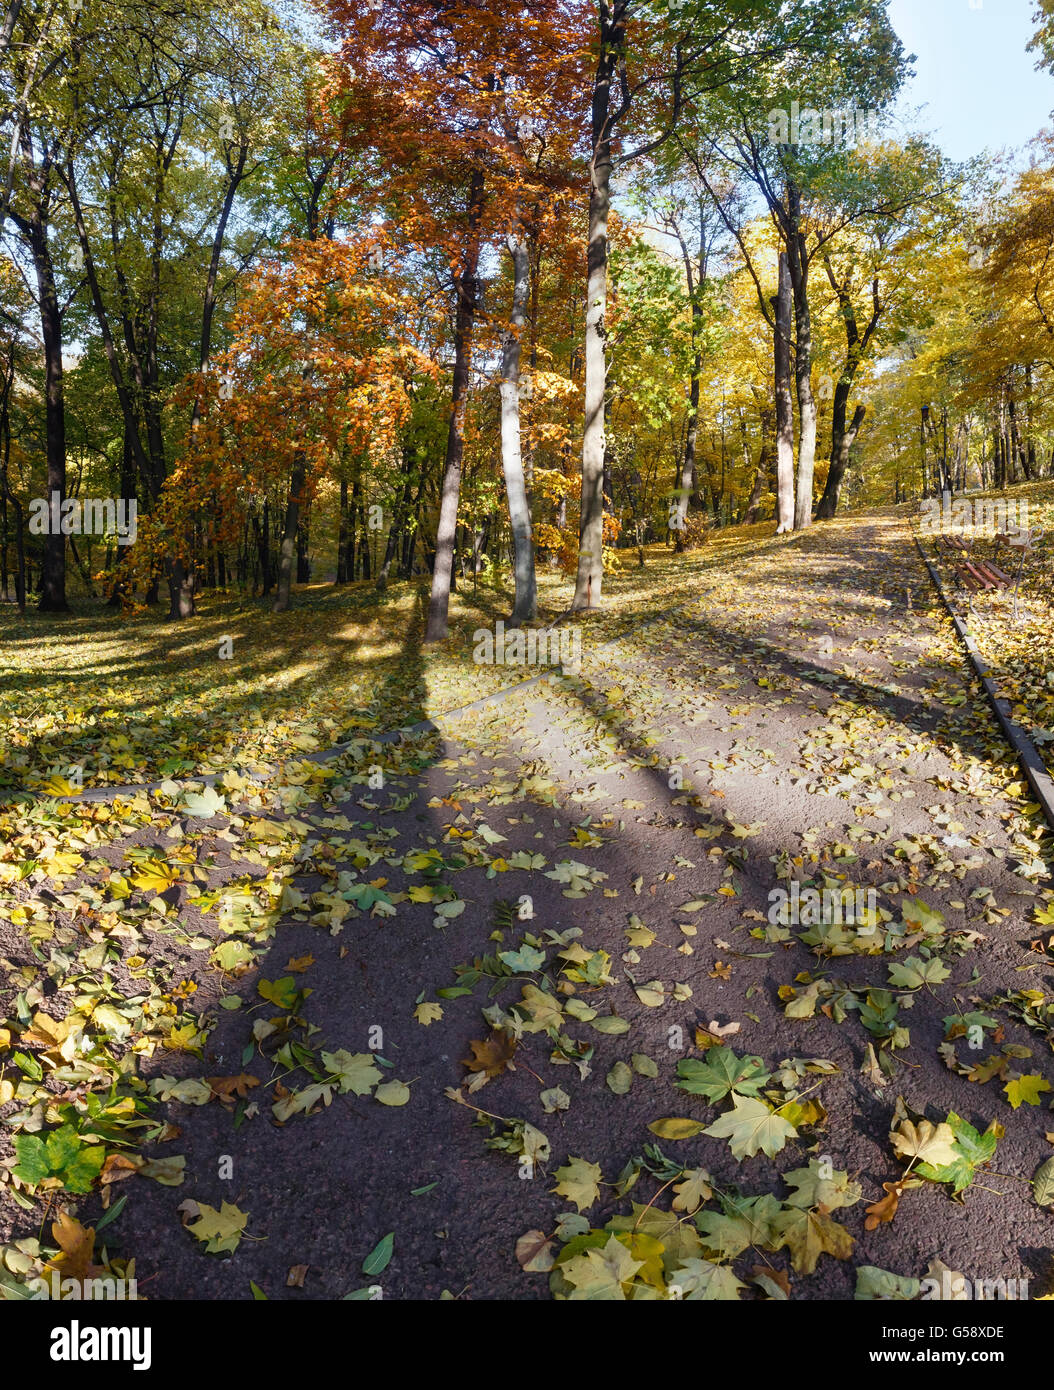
90, 512, 1054, 1299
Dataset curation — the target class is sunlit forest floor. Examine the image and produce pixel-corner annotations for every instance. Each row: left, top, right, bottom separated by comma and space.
0, 520, 780, 798
3, 504, 1054, 1301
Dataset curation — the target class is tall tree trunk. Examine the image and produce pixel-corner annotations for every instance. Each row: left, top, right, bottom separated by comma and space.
273, 455, 305, 612
744, 405, 773, 524
377, 466, 413, 590
786, 184, 815, 530
1008, 394, 1030, 481
424, 168, 485, 643
296, 500, 310, 583
501, 230, 537, 624
816, 400, 866, 519
673, 229, 704, 551
772, 251, 795, 533
28, 203, 66, 610
336, 476, 349, 583
571, 2, 622, 611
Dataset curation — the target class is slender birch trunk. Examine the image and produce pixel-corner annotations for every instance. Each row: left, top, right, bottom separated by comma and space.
425, 169, 485, 642
773, 251, 795, 533
501, 230, 536, 624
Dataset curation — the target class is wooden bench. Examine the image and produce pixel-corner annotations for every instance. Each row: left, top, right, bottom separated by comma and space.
955, 527, 1043, 621
955, 557, 1013, 595
937, 533, 971, 559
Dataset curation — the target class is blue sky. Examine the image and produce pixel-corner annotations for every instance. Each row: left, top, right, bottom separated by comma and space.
887, 0, 1054, 160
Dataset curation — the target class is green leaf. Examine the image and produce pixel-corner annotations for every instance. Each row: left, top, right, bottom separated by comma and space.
1033, 1157, 1054, 1208
694, 1194, 782, 1260
668, 1258, 745, 1301
551, 1156, 602, 1212
606, 1061, 633, 1095
781, 1159, 862, 1212
590, 1015, 630, 1035
362, 1232, 394, 1276
94, 1194, 127, 1233
562, 1235, 642, 1300
855, 1266, 921, 1301
675, 1047, 770, 1103
703, 1097, 797, 1160
1003, 1074, 1051, 1110
647, 1117, 706, 1140
886, 956, 951, 990
321, 1049, 383, 1096
498, 945, 546, 974
771, 1206, 853, 1275
257, 977, 299, 1009
11, 1134, 51, 1188
915, 1112, 998, 1195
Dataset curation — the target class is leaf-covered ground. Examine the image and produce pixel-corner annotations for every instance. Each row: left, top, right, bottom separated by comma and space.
0, 523, 777, 797
924, 478, 1054, 783
3, 511, 1054, 1301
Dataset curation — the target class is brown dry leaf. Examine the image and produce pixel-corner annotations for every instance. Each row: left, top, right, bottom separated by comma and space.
286, 1264, 309, 1288
207, 1074, 261, 1105
865, 1181, 905, 1231
462, 1031, 517, 1077
286, 955, 315, 973
100, 1153, 142, 1184
709, 960, 733, 981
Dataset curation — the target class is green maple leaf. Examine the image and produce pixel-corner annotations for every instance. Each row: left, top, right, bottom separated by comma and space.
694, 1194, 783, 1259
771, 1206, 854, 1275
703, 1097, 797, 1160
915, 1112, 998, 1195
498, 944, 546, 974
671, 1168, 713, 1214
518, 983, 564, 1033
321, 1050, 383, 1096
551, 1156, 603, 1212
1003, 1074, 1051, 1110
900, 898, 945, 935
186, 1200, 249, 1255
782, 1159, 862, 1212
675, 1047, 771, 1103
562, 1235, 642, 1300
886, 955, 951, 990
668, 1258, 744, 1301
257, 976, 299, 1008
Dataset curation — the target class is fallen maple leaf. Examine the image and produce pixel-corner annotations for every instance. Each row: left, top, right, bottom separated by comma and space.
462, 1031, 517, 1077
207, 1074, 261, 1105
